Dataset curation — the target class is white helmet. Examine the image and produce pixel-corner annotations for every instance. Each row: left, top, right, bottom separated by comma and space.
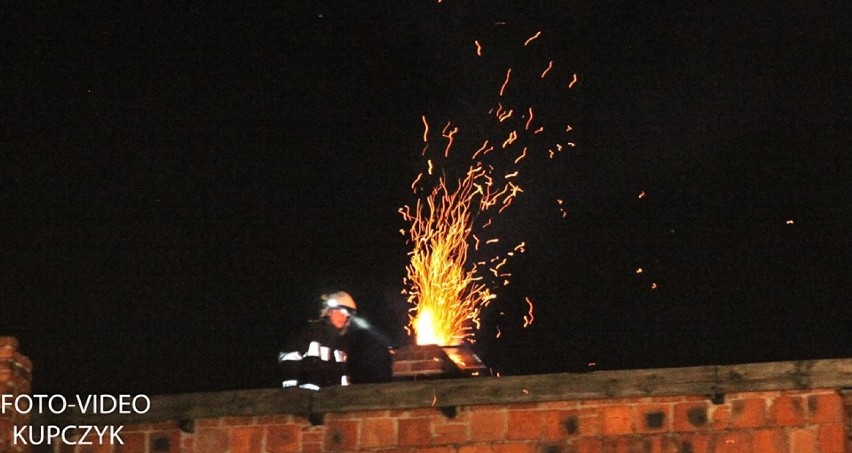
321, 291, 357, 317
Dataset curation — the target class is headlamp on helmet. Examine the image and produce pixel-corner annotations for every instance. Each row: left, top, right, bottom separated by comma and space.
321, 291, 357, 317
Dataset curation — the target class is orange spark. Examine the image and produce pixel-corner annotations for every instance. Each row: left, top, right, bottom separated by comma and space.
499, 68, 512, 97
427, 159, 434, 175
525, 107, 534, 130
523, 297, 534, 327
636, 268, 643, 274
534, 126, 544, 134
502, 130, 518, 148
786, 219, 795, 225
411, 172, 424, 191
472, 140, 492, 160
442, 122, 458, 157
638, 191, 646, 199
513, 147, 527, 164
421, 115, 429, 142
474, 40, 482, 56
569, 73, 578, 88
541, 60, 554, 78
523, 31, 542, 46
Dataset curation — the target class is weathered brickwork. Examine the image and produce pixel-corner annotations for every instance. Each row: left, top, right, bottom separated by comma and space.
0, 336, 33, 453
29, 390, 851, 452
3, 337, 851, 453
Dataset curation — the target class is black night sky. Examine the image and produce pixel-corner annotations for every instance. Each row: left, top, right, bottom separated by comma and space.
2, 2, 849, 396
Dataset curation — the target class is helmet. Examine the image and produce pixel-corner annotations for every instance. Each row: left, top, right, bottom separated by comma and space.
321, 291, 357, 317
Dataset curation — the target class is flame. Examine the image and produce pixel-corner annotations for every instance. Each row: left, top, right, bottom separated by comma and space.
414, 308, 441, 346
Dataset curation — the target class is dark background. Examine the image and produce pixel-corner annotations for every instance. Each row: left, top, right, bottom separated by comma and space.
2, 1, 849, 396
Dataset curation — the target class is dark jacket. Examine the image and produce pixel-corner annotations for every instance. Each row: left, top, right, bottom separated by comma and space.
278, 318, 349, 390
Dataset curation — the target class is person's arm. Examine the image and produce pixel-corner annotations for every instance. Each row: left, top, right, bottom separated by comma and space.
278, 326, 320, 389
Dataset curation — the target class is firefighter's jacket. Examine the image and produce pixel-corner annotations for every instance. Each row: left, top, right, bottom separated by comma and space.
278, 318, 349, 390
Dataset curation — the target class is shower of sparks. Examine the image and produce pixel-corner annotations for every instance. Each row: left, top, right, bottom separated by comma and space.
400, 166, 508, 345
401, 5, 580, 346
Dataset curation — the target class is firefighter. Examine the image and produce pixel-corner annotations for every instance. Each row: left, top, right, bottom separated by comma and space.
278, 291, 356, 390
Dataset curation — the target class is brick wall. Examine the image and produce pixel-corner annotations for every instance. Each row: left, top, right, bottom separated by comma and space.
0, 336, 33, 453
44, 389, 850, 453
2, 337, 851, 453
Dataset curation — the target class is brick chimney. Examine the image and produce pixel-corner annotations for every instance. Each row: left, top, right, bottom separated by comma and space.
391, 344, 487, 380
0, 337, 33, 453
